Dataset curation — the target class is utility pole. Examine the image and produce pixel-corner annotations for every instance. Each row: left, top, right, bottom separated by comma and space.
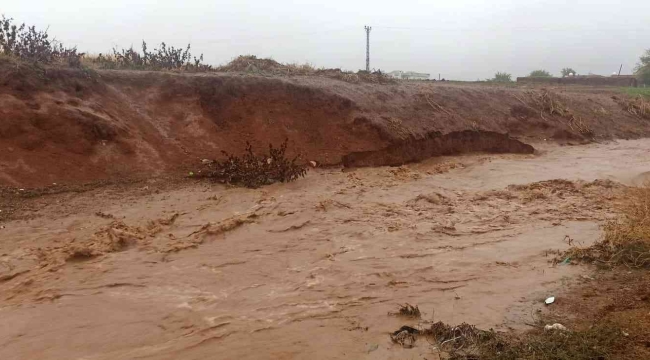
364, 25, 372, 72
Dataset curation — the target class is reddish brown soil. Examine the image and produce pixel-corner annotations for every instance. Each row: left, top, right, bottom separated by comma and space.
2, 61, 650, 187
342, 130, 534, 167
542, 269, 650, 359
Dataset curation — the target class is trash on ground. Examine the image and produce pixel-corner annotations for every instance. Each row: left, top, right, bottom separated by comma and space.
545, 296, 555, 305
544, 323, 567, 331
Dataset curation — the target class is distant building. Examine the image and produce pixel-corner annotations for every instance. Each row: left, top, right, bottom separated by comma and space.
388, 70, 430, 80
388, 70, 403, 79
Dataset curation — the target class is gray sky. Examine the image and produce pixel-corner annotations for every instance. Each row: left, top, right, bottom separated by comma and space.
3, 0, 649, 80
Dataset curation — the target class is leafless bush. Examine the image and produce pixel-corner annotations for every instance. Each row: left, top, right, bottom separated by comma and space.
201, 139, 307, 188
0, 15, 83, 67
89, 41, 212, 71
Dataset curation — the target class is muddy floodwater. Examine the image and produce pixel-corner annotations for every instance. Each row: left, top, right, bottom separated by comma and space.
1, 139, 650, 360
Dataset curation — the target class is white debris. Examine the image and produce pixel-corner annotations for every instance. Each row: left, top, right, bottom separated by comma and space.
309, 161, 317, 167
201, 159, 212, 164
545, 296, 555, 305
544, 323, 567, 331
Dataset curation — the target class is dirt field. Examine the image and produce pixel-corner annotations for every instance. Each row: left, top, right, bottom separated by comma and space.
2, 139, 650, 359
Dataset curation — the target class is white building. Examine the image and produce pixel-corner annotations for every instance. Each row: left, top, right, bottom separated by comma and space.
388, 70, 430, 80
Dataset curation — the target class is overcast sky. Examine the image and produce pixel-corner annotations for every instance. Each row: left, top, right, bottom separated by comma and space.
3, 0, 649, 80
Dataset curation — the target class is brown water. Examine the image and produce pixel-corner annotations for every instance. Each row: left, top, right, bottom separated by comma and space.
1, 139, 649, 360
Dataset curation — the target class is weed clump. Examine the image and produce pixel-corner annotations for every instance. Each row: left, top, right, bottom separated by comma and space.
624, 96, 650, 119
89, 41, 211, 71
0, 16, 83, 67
564, 185, 650, 268
201, 139, 307, 188
391, 320, 627, 359
515, 89, 594, 138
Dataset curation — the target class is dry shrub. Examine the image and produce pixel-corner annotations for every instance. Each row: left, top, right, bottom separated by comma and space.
215, 55, 396, 84
0, 16, 83, 67
201, 139, 307, 188
624, 96, 650, 119
567, 115, 594, 137
526, 89, 570, 118
423, 322, 499, 358
516, 90, 595, 139
486, 322, 626, 360
564, 185, 650, 268
392, 321, 627, 360
89, 41, 212, 71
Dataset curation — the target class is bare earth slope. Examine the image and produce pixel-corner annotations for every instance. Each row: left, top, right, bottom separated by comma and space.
1, 62, 650, 187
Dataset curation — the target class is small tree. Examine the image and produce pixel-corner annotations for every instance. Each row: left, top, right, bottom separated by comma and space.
529, 70, 552, 77
561, 68, 576, 77
492, 72, 513, 82
636, 49, 650, 85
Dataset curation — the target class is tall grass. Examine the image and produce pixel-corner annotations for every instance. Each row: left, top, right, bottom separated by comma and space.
622, 87, 650, 98
566, 184, 650, 268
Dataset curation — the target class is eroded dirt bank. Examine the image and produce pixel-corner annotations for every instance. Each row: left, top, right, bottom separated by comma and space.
1, 139, 650, 360
2, 61, 650, 186
342, 130, 534, 167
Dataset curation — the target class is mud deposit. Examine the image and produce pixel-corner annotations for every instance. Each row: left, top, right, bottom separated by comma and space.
1, 139, 650, 359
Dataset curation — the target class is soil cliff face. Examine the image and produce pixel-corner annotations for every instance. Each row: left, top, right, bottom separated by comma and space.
0, 66, 386, 186
1, 62, 649, 186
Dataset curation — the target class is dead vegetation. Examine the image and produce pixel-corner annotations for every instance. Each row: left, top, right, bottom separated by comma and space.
515, 89, 595, 138
391, 316, 631, 359
619, 95, 650, 119
88, 41, 212, 71
563, 184, 650, 269
215, 55, 396, 83
200, 139, 307, 188
0, 16, 83, 67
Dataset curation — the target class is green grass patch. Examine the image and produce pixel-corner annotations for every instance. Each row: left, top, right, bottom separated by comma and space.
621, 87, 650, 98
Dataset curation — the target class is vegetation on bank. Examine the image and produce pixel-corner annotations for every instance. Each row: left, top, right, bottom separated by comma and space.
198, 139, 308, 188
0, 15, 83, 67
564, 184, 650, 268
636, 49, 650, 85
391, 184, 650, 359
0, 15, 396, 83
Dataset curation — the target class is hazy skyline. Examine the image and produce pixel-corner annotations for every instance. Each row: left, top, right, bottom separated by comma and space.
3, 0, 649, 80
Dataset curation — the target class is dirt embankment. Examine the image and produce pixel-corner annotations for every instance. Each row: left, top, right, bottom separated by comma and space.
342, 130, 534, 167
1, 61, 649, 186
